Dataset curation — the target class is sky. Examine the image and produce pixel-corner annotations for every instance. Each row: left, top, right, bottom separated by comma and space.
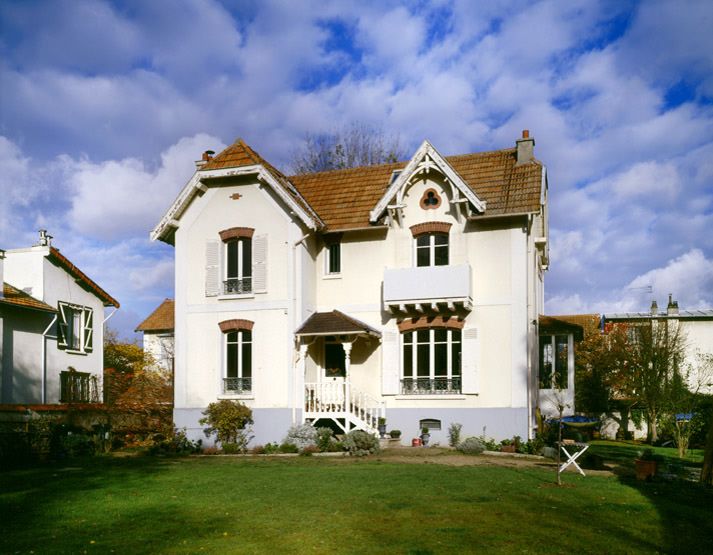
1, 0, 712, 340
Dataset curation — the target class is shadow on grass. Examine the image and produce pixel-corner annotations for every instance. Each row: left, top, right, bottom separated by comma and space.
589, 441, 713, 554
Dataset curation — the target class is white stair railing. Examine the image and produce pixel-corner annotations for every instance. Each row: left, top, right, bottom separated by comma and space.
305, 382, 384, 433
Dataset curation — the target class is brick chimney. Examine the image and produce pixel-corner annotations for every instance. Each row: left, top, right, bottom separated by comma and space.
515, 129, 535, 166
37, 229, 52, 247
195, 150, 215, 169
666, 294, 679, 315
650, 300, 658, 315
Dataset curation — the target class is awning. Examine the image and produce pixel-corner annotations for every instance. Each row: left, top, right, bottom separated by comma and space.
295, 310, 381, 338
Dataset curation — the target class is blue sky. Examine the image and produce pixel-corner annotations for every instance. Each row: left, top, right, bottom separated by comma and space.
1, 0, 712, 339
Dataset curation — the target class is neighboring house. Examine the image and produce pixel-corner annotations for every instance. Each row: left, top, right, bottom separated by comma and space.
537, 314, 600, 417
151, 131, 550, 445
0, 231, 119, 405
603, 296, 713, 394
135, 298, 175, 373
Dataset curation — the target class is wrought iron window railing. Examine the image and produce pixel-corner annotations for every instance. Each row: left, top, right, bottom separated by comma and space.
223, 278, 252, 295
60, 369, 95, 403
400, 377, 462, 395
223, 377, 252, 394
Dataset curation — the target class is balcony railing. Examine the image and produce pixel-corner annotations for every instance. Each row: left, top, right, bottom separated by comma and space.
223, 277, 252, 295
60, 370, 98, 403
400, 377, 462, 395
223, 377, 252, 394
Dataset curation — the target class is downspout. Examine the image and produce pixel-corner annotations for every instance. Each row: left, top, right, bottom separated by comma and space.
292, 233, 311, 425
41, 314, 58, 404
526, 214, 533, 440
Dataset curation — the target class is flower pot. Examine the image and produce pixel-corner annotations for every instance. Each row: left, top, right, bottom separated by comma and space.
412, 438, 422, 447
635, 459, 657, 481
420, 434, 430, 447
378, 425, 386, 437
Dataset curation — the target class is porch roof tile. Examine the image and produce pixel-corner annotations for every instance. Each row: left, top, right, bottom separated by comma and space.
296, 310, 381, 337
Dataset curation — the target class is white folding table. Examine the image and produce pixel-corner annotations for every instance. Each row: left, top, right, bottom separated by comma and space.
558, 441, 589, 477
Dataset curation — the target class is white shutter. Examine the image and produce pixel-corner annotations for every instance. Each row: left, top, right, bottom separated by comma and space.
83, 307, 93, 353
205, 240, 220, 296
57, 302, 69, 350
381, 331, 400, 395
461, 327, 479, 394
252, 234, 268, 293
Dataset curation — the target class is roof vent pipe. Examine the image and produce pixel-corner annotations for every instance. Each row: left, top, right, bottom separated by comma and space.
515, 129, 535, 166
202, 150, 215, 161
667, 294, 679, 316
650, 300, 658, 315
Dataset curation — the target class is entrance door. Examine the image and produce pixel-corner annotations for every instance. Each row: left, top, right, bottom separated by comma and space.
323, 339, 346, 406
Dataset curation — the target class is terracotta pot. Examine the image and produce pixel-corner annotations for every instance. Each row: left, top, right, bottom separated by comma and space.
411, 438, 422, 447
635, 459, 657, 481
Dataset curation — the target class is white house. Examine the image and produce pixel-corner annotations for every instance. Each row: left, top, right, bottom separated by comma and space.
152, 131, 551, 445
0, 231, 119, 405
135, 298, 175, 374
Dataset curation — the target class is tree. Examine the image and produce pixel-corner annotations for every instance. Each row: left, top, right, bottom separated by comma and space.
628, 319, 686, 443
199, 400, 253, 448
289, 122, 404, 174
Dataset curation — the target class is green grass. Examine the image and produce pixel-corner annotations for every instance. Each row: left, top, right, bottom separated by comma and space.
1, 454, 712, 554
588, 439, 704, 467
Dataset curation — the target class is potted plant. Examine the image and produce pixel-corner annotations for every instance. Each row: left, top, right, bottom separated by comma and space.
389, 429, 401, 439
500, 438, 516, 453
378, 417, 387, 437
635, 448, 662, 481
420, 427, 431, 447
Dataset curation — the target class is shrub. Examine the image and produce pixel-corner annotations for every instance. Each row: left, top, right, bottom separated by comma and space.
251, 445, 266, 455
279, 442, 299, 454
149, 427, 202, 455
457, 437, 485, 455
316, 427, 334, 452
300, 445, 320, 456
222, 443, 241, 454
448, 422, 462, 448
389, 429, 401, 439
343, 430, 380, 456
61, 432, 95, 457
283, 423, 318, 450
327, 440, 344, 452
199, 400, 253, 445
263, 442, 281, 454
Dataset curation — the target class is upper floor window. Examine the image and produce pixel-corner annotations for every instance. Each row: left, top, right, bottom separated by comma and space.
401, 328, 461, 394
225, 237, 252, 294
539, 335, 568, 389
416, 233, 449, 267
57, 302, 93, 354
326, 242, 341, 275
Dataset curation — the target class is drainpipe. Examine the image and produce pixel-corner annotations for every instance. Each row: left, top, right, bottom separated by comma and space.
41, 315, 58, 404
291, 233, 311, 425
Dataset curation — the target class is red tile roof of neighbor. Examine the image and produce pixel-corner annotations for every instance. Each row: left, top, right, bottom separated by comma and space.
199, 139, 544, 232
136, 299, 174, 332
48, 247, 120, 308
0, 282, 56, 313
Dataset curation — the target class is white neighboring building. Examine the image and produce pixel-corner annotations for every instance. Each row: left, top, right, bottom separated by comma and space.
152, 132, 551, 445
135, 298, 175, 373
0, 231, 120, 405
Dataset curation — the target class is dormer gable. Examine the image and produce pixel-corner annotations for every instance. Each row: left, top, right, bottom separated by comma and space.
151, 139, 323, 244
369, 140, 486, 226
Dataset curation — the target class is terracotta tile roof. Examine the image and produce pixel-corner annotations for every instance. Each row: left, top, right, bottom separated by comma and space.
136, 298, 174, 332
289, 148, 543, 231
0, 282, 56, 313
200, 139, 544, 232
296, 310, 381, 337
539, 314, 601, 340
48, 247, 120, 308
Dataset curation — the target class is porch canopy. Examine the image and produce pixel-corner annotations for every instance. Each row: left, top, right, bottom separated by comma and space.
538, 315, 585, 340
295, 310, 381, 339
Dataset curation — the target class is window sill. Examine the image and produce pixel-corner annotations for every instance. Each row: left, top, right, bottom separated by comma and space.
64, 349, 88, 356
218, 293, 255, 301
322, 274, 342, 280
218, 394, 254, 400
395, 394, 467, 400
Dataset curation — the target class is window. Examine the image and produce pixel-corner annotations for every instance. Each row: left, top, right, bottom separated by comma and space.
326, 242, 341, 275
60, 368, 95, 402
415, 233, 448, 267
224, 329, 252, 394
420, 419, 442, 431
57, 302, 93, 353
401, 328, 461, 394
225, 237, 252, 294
539, 335, 569, 389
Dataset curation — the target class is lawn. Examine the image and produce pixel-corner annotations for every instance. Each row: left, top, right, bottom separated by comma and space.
1, 452, 712, 554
